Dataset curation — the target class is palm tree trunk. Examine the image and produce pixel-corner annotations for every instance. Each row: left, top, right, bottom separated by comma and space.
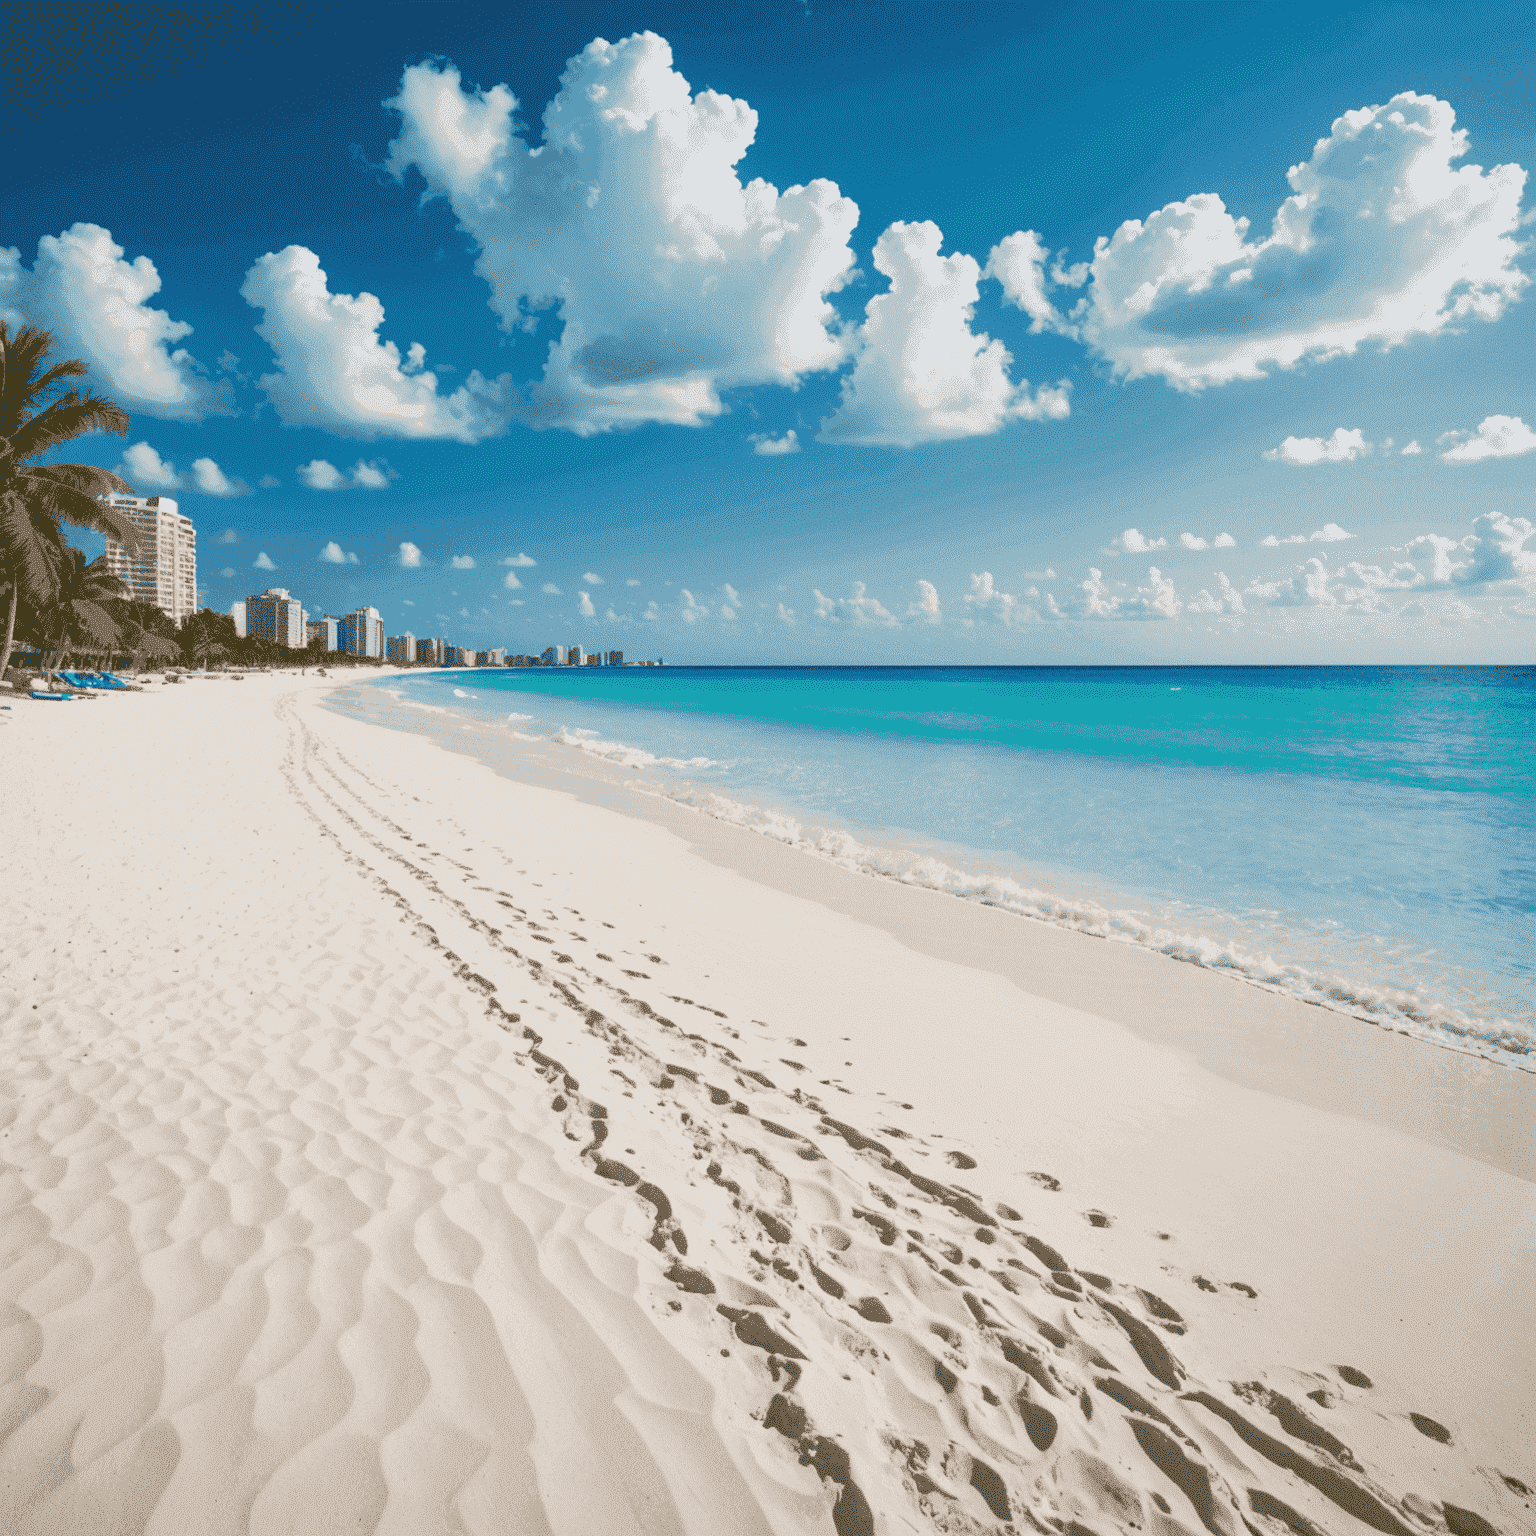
0, 585, 15, 684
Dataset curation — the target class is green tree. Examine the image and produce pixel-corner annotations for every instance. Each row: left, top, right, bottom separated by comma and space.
178, 608, 239, 669
106, 596, 179, 669
15, 546, 127, 678
0, 323, 140, 682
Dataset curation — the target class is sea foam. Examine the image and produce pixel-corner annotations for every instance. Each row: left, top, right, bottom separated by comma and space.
648, 782, 1536, 1073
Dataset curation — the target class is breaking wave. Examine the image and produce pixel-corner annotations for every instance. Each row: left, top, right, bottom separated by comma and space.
551, 725, 723, 772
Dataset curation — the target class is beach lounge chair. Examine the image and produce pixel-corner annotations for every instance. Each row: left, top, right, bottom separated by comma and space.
29, 687, 73, 700
61, 671, 111, 691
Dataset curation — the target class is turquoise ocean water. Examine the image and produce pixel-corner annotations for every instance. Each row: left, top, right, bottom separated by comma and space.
376, 666, 1534, 1071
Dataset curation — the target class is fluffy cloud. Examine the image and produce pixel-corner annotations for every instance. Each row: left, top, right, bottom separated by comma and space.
189, 458, 250, 497
1186, 572, 1247, 615
578, 591, 596, 618
297, 458, 393, 490
1439, 414, 1536, 463
113, 442, 250, 497
1076, 94, 1527, 389
583, 572, 603, 585
217, 528, 240, 544
965, 572, 1034, 627
241, 246, 515, 442
1112, 528, 1167, 554
253, 552, 277, 571
813, 582, 898, 625
1400, 440, 1423, 455
397, 542, 423, 568
0, 225, 231, 418
750, 430, 801, 455
908, 579, 941, 623
1262, 522, 1353, 546
542, 582, 562, 596
680, 590, 709, 623
820, 221, 1071, 447
777, 602, 796, 625
116, 441, 180, 490
986, 229, 1075, 336
503, 553, 537, 567
502, 570, 522, 590
1053, 567, 1183, 620
384, 36, 859, 436
1406, 512, 1536, 590
718, 583, 740, 621
1264, 427, 1371, 464
318, 541, 359, 564
450, 555, 476, 569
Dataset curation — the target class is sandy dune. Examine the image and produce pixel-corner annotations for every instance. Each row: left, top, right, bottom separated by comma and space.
1, 674, 1531, 1536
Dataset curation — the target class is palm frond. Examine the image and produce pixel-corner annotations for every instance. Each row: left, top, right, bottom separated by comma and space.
10, 393, 131, 460
0, 325, 60, 431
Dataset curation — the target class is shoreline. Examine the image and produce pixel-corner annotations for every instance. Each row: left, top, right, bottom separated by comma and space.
335, 677, 1536, 1183
2, 673, 1531, 1534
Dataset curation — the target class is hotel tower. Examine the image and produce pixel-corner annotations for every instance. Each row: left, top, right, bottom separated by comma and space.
101, 496, 198, 625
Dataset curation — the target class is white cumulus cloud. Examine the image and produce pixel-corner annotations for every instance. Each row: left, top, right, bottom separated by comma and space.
253, 552, 277, 571
1264, 427, 1371, 464
1400, 440, 1423, 455
503, 570, 522, 590
908, 579, 942, 623
965, 572, 1034, 627
240, 246, 516, 442
1406, 511, 1536, 590
318, 541, 359, 564
1186, 572, 1247, 615
1112, 528, 1168, 554
1053, 566, 1183, 621
503, 553, 536, 567
542, 583, 563, 596
397, 542, 424, 568
750, 430, 801, 455
114, 442, 250, 497
680, 590, 709, 623
0, 224, 231, 418
984, 229, 1081, 336
1077, 93, 1527, 390
820, 221, 1071, 447
116, 441, 180, 490
217, 529, 240, 545
384, 35, 859, 436
777, 602, 796, 625
1261, 522, 1354, 546
1439, 414, 1536, 463
297, 458, 394, 490
450, 555, 476, 569
583, 572, 603, 585
812, 582, 899, 625
578, 591, 596, 618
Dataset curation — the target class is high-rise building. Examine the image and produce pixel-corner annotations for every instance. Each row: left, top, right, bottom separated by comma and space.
307, 616, 339, 651
246, 587, 306, 648
102, 496, 197, 625
541, 645, 566, 666
416, 637, 446, 666
386, 632, 417, 664
568, 645, 585, 666
338, 606, 384, 659
482, 648, 506, 666
231, 601, 247, 638
605, 650, 624, 666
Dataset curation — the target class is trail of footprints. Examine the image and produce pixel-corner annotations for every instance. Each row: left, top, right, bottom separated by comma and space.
270, 697, 1527, 1536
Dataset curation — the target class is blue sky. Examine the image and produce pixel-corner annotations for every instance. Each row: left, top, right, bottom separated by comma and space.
6, 0, 1533, 661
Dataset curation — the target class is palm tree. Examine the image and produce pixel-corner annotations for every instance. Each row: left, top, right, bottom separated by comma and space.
17, 546, 128, 680
1, 323, 140, 682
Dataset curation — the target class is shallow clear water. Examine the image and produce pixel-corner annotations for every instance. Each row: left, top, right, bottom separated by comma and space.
384, 665, 1535, 1070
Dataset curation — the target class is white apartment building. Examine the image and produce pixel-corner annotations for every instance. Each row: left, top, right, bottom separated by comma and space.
231, 601, 247, 638
338, 606, 384, 660
307, 616, 339, 651
246, 588, 306, 648
385, 632, 416, 665
102, 496, 197, 625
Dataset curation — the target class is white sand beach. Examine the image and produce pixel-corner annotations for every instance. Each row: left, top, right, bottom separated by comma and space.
1, 672, 1531, 1536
